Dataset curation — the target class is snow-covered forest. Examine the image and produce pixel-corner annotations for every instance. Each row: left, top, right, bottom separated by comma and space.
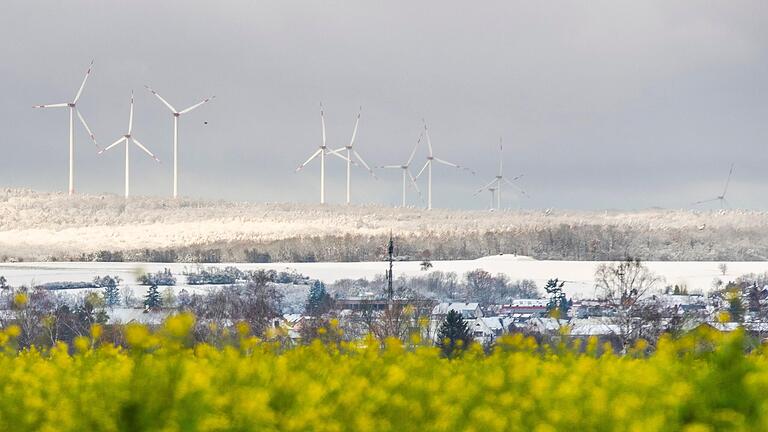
2, 188, 767, 262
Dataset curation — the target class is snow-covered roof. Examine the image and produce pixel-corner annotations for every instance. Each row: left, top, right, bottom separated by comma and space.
432, 302, 480, 315
526, 317, 568, 332
282, 313, 305, 325
569, 319, 621, 336
509, 299, 548, 307
479, 317, 505, 332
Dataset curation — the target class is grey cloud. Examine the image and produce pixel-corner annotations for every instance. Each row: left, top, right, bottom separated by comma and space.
1, 0, 767, 209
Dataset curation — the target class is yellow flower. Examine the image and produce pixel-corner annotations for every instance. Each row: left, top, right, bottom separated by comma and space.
164, 312, 195, 338
125, 323, 150, 347
90, 324, 103, 340
13, 293, 27, 308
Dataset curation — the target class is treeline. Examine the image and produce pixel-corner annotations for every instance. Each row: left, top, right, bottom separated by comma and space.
328, 270, 540, 304
44, 223, 768, 263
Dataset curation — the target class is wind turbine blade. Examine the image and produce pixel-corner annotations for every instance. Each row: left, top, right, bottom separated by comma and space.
128, 92, 135, 134
433, 157, 460, 168
76, 109, 100, 150
433, 157, 476, 175
320, 103, 326, 147
379, 165, 403, 169
328, 148, 355, 164
406, 133, 422, 166
407, 170, 422, 197
415, 160, 430, 179
73, 60, 94, 103
353, 150, 376, 178
33, 103, 68, 108
498, 137, 503, 177
179, 96, 215, 114
99, 137, 126, 154
131, 138, 160, 162
693, 197, 720, 205
348, 107, 361, 147
296, 149, 322, 171
722, 163, 735, 198
473, 178, 499, 196
423, 120, 433, 156
509, 174, 524, 181
503, 177, 529, 197
144, 85, 177, 112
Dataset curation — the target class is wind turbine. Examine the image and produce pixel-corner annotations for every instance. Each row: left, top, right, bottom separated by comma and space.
295, 103, 351, 204
33, 60, 100, 195
473, 138, 527, 210
379, 133, 423, 207
330, 107, 376, 204
415, 121, 472, 210
144, 85, 214, 199
98, 92, 160, 198
487, 187, 497, 211
694, 163, 734, 208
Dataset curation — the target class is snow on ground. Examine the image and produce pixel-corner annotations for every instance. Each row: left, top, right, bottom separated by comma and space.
1, 255, 766, 299
3, 188, 768, 260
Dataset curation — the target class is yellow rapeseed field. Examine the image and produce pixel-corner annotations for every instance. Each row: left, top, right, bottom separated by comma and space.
0, 313, 765, 432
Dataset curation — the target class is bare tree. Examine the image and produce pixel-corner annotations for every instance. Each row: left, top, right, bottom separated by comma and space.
595, 257, 663, 352
465, 269, 494, 303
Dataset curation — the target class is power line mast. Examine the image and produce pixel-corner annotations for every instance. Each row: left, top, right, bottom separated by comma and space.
387, 232, 394, 305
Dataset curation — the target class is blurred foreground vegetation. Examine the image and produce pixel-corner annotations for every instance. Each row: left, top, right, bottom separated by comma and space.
0, 313, 767, 432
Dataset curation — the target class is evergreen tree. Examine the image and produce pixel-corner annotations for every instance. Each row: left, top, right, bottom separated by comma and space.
544, 278, 569, 319
748, 283, 762, 313
144, 284, 162, 310
305, 281, 332, 316
726, 286, 745, 322
436, 310, 473, 358
101, 276, 121, 308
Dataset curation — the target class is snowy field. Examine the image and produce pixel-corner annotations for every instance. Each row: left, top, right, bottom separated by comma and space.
1, 255, 767, 299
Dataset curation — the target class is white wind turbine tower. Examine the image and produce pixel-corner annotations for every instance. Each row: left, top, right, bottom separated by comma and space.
144, 85, 215, 198
415, 121, 472, 210
330, 107, 376, 204
693, 163, 734, 208
33, 60, 100, 195
98, 92, 160, 198
486, 187, 497, 210
295, 103, 351, 204
379, 133, 423, 207
473, 138, 526, 210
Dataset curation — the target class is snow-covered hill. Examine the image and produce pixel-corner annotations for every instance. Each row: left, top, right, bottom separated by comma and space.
1, 188, 767, 262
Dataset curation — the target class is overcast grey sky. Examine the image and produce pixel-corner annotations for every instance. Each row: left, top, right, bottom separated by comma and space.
2, 1, 767, 209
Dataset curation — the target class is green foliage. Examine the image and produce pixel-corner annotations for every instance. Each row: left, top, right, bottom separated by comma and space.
305, 281, 332, 316
545, 278, 569, 318
144, 284, 162, 310
436, 309, 472, 358
95, 275, 122, 308
726, 285, 745, 322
